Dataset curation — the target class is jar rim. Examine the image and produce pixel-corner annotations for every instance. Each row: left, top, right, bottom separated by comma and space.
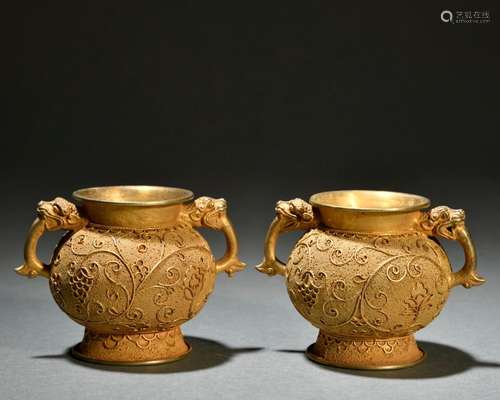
309, 190, 431, 213
73, 185, 194, 207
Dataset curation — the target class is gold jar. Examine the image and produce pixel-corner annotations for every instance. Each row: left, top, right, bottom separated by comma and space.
257, 190, 484, 370
16, 186, 245, 365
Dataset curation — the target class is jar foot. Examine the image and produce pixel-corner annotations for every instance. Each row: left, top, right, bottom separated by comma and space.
71, 326, 190, 365
306, 331, 425, 370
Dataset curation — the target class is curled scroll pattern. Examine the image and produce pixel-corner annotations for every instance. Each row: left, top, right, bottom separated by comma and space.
286, 229, 449, 338
48, 223, 216, 334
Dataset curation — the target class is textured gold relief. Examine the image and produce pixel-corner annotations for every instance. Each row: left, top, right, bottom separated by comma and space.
420, 206, 484, 288
16, 198, 87, 278
420, 205, 465, 239
50, 223, 215, 333
183, 196, 227, 230
258, 192, 485, 370
286, 229, 449, 339
275, 198, 317, 228
256, 198, 319, 276
73, 326, 189, 364
308, 332, 424, 369
17, 187, 244, 365
182, 196, 245, 276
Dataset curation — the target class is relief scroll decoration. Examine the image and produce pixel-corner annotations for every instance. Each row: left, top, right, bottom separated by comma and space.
287, 229, 450, 338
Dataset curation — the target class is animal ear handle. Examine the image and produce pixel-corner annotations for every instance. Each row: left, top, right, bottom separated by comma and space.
420, 206, 484, 288
182, 196, 245, 277
16, 198, 87, 278
256, 198, 319, 277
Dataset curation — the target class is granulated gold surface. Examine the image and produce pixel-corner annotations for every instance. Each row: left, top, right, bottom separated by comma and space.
16, 186, 245, 364
257, 190, 484, 369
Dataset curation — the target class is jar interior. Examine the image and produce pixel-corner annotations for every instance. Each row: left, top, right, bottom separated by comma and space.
73, 185, 193, 207
310, 190, 430, 213
72, 186, 194, 228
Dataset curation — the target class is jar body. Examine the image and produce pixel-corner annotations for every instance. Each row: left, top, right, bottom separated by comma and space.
258, 193, 483, 369
49, 222, 216, 335
17, 188, 244, 365
286, 228, 451, 339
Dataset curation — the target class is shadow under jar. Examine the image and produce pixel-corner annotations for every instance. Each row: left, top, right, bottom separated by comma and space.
257, 190, 485, 370
16, 186, 245, 365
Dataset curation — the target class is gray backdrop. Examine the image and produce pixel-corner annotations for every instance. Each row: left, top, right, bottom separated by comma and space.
2, 2, 499, 399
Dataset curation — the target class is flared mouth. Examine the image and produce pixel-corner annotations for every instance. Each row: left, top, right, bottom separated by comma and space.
309, 190, 431, 213
73, 185, 194, 207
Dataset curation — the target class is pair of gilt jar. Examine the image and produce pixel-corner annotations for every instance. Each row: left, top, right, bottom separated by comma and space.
17, 186, 484, 369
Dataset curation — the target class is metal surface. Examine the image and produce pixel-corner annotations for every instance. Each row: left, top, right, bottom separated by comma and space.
309, 190, 431, 213
15, 185, 245, 364
71, 337, 193, 366
73, 185, 194, 207
257, 190, 485, 369
305, 343, 427, 370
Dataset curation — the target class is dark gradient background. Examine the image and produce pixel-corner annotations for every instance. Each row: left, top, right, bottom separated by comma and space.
1, 3, 499, 400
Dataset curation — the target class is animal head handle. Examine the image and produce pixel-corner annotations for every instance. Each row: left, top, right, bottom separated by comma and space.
182, 196, 245, 277
256, 198, 319, 277
420, 206, 485, 289
16, 197, 87, 278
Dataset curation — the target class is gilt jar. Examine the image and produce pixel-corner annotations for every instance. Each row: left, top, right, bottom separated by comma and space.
257, 190, 484, 369
17, 185, 245, 365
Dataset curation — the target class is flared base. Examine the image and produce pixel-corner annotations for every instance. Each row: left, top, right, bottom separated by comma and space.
306, 331, 425, 370
71, 326, 191, 366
